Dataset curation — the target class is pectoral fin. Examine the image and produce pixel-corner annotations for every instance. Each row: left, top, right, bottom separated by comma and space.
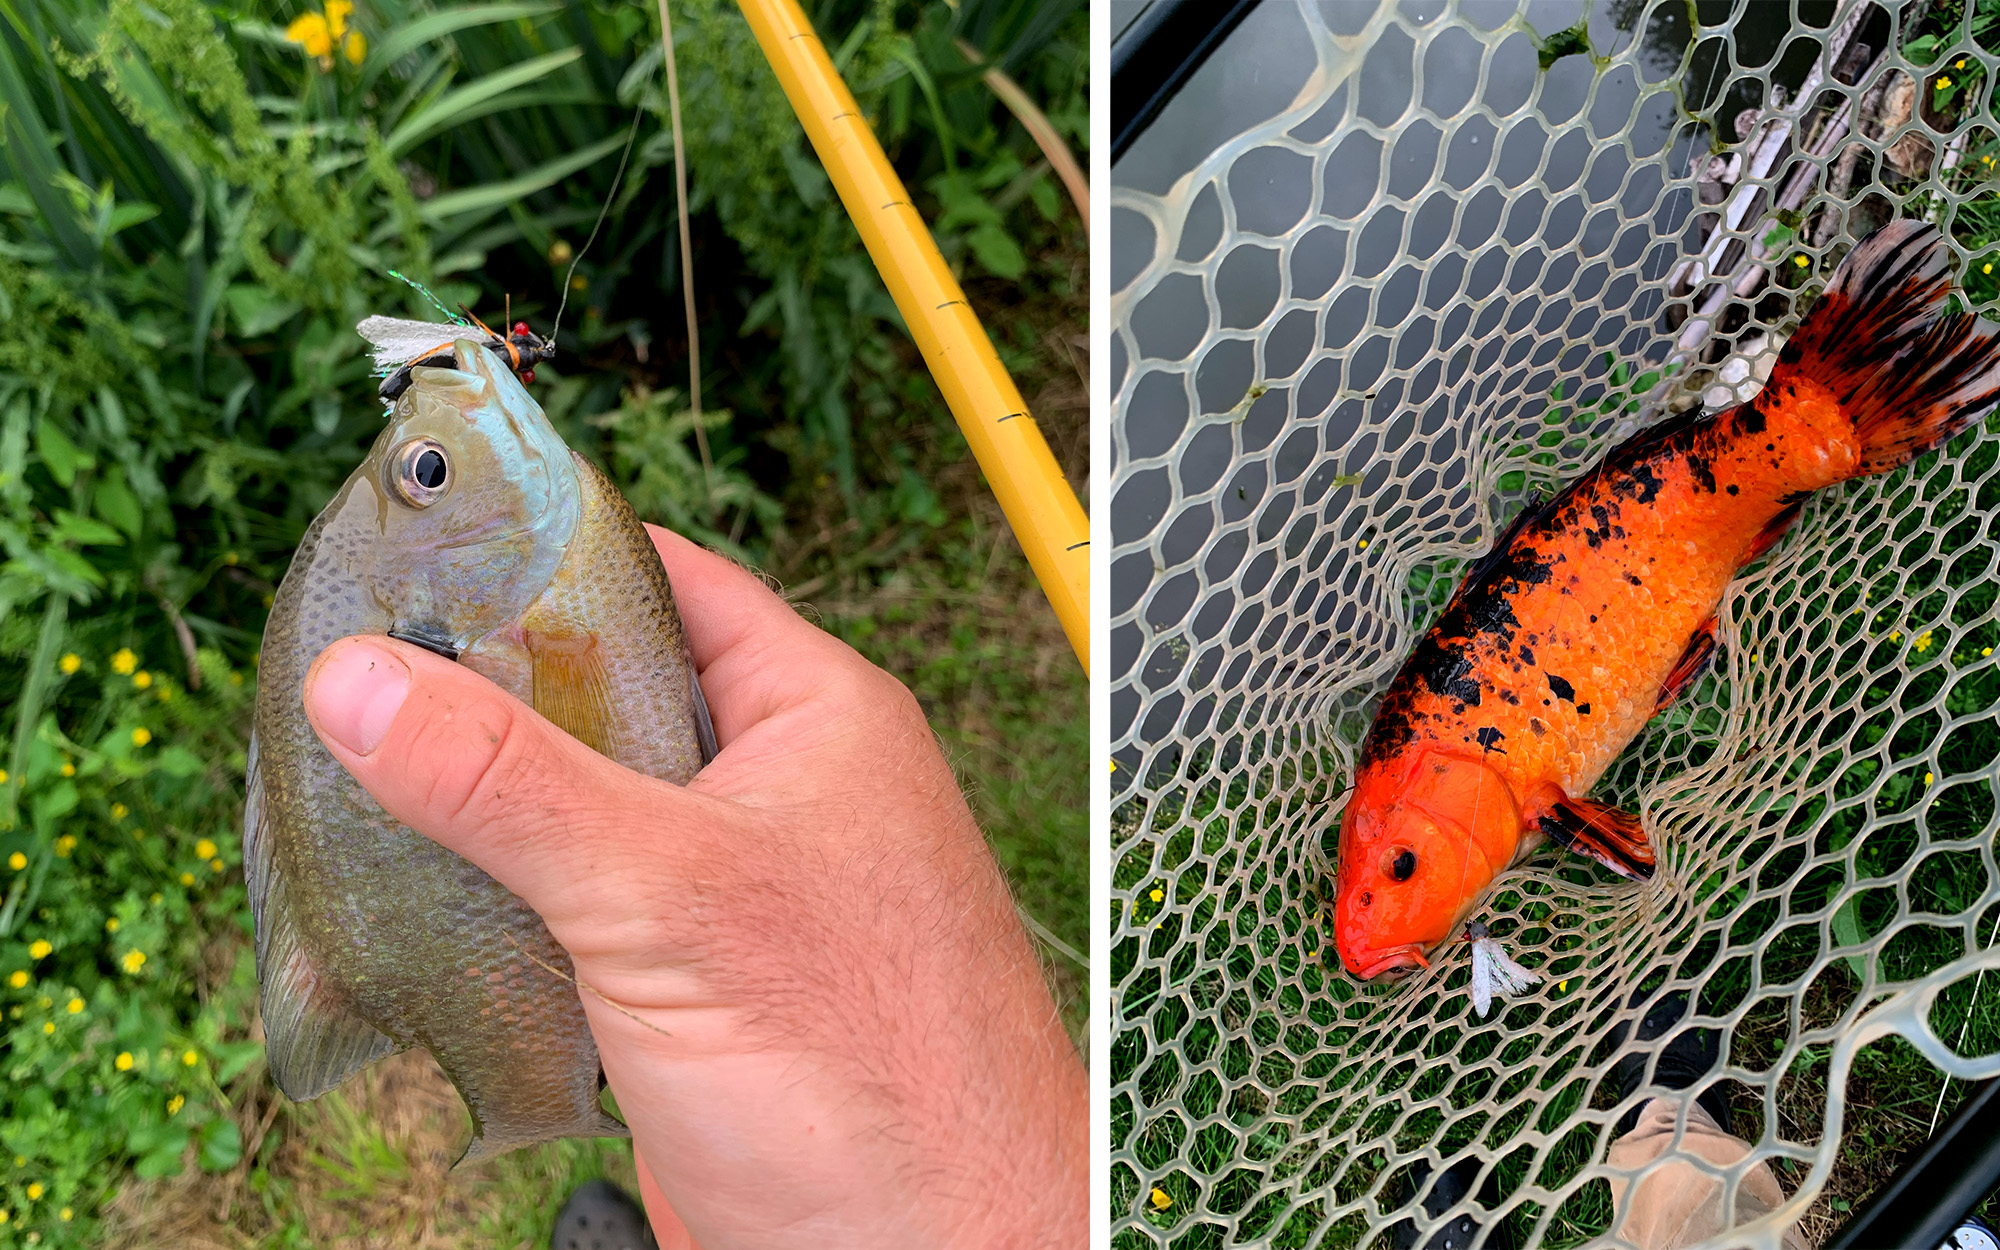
244, 734, 403, 1100
1655, 618, 1719, 711
527, 632, 618, 758
1536, 791, 1655, 880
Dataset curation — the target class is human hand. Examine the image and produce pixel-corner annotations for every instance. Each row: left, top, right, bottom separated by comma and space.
300, 526, 1085, 1248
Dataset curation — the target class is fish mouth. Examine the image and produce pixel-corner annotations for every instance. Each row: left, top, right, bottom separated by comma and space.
1354, 944, 1431, 981
388, 626, 460, 661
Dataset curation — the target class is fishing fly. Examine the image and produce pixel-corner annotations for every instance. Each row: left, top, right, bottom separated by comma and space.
1466, 921, 1540, 1019
359, 293, 556, 403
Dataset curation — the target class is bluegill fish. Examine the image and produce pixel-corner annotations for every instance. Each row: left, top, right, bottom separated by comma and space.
247, 339, 715, 1163
1335, 221, 2000, 980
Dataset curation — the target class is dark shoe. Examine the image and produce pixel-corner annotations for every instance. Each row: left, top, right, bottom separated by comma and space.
552, 1179, 657, 1250
1386, 1155, 1515, 1250
1607, 989, 1734, 1137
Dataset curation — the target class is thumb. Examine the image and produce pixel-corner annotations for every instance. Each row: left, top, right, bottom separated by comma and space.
300, 635, 718, 948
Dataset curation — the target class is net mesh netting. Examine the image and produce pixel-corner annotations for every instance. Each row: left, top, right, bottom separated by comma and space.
1109, 1, 2000, 1246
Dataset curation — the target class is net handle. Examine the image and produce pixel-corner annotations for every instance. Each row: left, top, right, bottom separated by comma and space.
737, 0, 1091, 672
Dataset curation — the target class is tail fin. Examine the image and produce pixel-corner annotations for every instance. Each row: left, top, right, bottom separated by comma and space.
1768, 220, 2000, 474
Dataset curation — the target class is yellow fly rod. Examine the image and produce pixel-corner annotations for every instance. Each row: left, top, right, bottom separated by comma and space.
737, 0, 1090, 673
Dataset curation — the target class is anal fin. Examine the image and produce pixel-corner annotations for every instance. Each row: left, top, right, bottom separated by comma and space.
1656, 618, 1719, 711
1745, 500, 1804, 565
244, 732, 404, 1100
1537, 792, 1655, 880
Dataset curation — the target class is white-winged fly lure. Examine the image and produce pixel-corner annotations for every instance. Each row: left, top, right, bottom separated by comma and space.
358, 298, 555, 403
1466, 920, 1541, 1019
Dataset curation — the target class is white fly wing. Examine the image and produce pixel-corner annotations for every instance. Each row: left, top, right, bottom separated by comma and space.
1471, 936, 1542, 1018
1471, 939, 1495, 1018
356, 316, 464, 371
1491, 943, 1542, 997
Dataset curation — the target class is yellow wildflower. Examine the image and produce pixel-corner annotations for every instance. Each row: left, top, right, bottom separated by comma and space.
7, 971, 26, 989
285, 10, 332, 58
1925, 771, 1935, 785
167, 1094, 184, 1115
548, 239, 574, 265
40, 1022, 52, 1035
110, 649, 136, 675
149, 892, 162, 904
229, 672, 244, 686
1793, 254, 1808, 268
120, 950, 145, 974
26, 1183, 40, 1201
58, 762, 73, 777
28, 940, 50, 960
103, 917, 119, 934
1917, 631, 1934, 651
0, 1210, 10, 1224
344, 29, 367, 63
1986, 647, 1994, 657
132, 671, 152, 690
53, 836, 72, 859
1988, 262, 1995, 274
64, 997, 82, 1014
131, 727, 150, 747
114, 1051, 132, 1071
1891, 631, 1902, 642
570, 274, 589, 293
179, 872, 195, 886
6, 853, 22, 871
1939, 76, 1954, 89
195, 838, 217, 860
223, 552, 239, 565
0, 770, 8, 784
1359, 538, 1370, 550
182, 1049, 198, 1067
59, 1209, 70, 1222
210, 858, 225, 873
1150, 1187, 1173, 1210
157, 685, 172, 702
111, 803, 127, 820
1149, 888, 1164, 902
57, 654, 79, 675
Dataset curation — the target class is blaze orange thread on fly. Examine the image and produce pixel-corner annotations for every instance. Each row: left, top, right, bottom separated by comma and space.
1335, 221, 2000, 980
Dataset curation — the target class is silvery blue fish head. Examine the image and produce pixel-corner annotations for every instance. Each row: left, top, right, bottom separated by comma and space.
349, 338, 579, 653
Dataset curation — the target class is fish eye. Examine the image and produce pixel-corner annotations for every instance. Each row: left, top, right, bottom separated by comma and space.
1390, 849, 1417, 881
387, 437, 451, 508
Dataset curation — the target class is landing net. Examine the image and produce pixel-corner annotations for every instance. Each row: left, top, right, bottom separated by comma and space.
1109, 2, 2000, 1246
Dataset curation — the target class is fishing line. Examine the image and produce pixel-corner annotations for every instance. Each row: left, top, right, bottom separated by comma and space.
550, 101, 646, 348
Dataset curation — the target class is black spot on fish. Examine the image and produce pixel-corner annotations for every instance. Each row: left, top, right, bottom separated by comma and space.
1528, 718, 1547, 736
1548, 674, 1576, 702
1589, 614, 1598, 623
1408, 633, 1483, 706
1519, 644, 1536, 665
1578, 703, 1592, 715
1780, 337, 1803, 366
1619, 463, 1664, 504
1476, 726, 1506, 753
1625, 572, 1643, 587
1498, 689, 1520, 705
1726, 483, 1739, 496
1766, 443, 1776, 452
1687, 454, 1716, 493
1740, 405, 1766, 435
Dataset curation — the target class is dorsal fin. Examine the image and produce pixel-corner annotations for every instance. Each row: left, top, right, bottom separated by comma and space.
243, 733, 404, 1100
1463, 492, 1554, 586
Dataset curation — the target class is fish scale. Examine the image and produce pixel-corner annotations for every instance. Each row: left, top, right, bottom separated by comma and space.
248, 339, 708, 1163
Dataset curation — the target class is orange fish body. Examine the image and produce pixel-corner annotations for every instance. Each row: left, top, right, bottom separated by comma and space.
1335, 222, 2000, 979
